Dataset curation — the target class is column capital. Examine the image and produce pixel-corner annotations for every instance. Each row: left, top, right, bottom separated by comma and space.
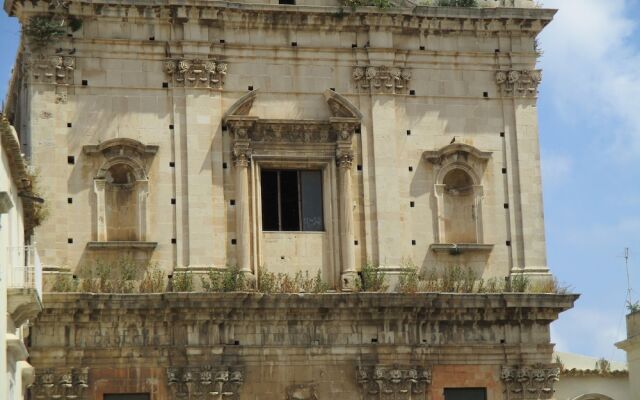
337, 152, 354, 169
233, 146, 251, 167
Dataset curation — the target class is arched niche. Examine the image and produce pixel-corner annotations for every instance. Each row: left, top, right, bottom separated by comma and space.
83, 139, 158, 245
423, 143, 491, 252
572, 395, 615, 400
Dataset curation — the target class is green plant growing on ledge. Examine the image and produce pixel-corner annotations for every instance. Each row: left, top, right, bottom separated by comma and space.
420, 0, 478, 6
172, 271, 194, 292
627, 301, 640, 314
357, 263, 388, 292
24, 16, 66, 49
340, 0, 394, 10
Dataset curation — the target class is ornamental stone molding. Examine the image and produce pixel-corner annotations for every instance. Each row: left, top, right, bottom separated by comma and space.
29, 368, 89, 400
353, 65, 411, 94
495, 69, 542, 97
167, 366, 244, 400
356, 365, 432, 400
164, 59, 228, 89
501, 365, 560, 400
28, 55, 75, 86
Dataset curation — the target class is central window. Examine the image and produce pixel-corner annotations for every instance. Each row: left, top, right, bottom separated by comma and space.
261, 169, 324, 231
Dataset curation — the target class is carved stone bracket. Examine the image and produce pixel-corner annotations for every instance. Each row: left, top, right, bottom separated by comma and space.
356, 365, 432, 400
164, 59, 228, 88
167, 366, 244, 400
495, 70, 542, 97
353, 66, 411, 94
501, 365, 560, 400
28, 55, 75, 86
29, 368, 89, 400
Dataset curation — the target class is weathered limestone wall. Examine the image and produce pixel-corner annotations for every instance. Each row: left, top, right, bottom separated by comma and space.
617, 312, 640, 399
28, 293, 576, 400
4, 1, 555, 287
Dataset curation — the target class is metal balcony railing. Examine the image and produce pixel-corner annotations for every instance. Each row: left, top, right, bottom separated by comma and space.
7, 245, 43, 299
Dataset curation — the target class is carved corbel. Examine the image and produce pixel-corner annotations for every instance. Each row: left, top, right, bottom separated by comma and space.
501, 365, 560, 400
356, 365, 431, 400
164, 58, 228, 89
353, 65, 411, 94
29, 368, 89, 400
167, 366, 243, 400
495, 69, 542, 97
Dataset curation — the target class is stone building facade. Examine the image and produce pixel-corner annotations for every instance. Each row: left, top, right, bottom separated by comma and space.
2, 0, 576, 398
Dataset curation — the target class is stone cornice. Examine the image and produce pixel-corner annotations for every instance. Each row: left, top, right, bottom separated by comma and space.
8, 1, 556, 35
39, 293, 577, 318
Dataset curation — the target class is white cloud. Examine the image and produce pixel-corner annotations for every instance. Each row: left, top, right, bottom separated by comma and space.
541, 152, 572, 187
540, 0, 640, 158
552, 307, 627, 362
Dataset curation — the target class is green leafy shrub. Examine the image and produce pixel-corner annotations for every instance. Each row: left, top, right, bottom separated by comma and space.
24, 16, 66, 48
51, 274, 78, 292
357, 263, 388, 292
340, 0, 393, 9
398, 265, 420, 294
139, 264, 165, 293
172, 271, 193, 292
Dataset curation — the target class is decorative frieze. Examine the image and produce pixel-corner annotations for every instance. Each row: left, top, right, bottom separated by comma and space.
29, 368, 89, 400
164, 59, 228, 89
167, 366, 244, 400
495, 70, 542, 97
356, 365, 432, 400
501, 365, 560, 400
353, 66, 411, 94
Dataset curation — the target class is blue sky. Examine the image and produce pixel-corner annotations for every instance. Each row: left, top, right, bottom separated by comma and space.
1, 1, 639, 362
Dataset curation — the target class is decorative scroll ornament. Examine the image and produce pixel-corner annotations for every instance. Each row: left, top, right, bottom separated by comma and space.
501, 365, 560, 400
28, 55, 75, 86
495, 69, 542, 97
353, 66, 411, 93
29, 368, 89, 400
356, 365, 432, 400
164, 59, 228, 88
167, 366, 244, 400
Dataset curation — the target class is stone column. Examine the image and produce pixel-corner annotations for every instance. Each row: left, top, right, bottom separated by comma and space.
233, 150, 251, 276
338, 152, 356, 290
93, 179, 107, 241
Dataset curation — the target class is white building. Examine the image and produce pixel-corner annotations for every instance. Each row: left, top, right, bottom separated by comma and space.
554, 351, 629, 400
0, 115, 43, 399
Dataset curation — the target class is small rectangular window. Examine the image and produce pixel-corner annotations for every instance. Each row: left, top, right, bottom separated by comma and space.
444, 388, 487, 400
279, 0, 295, 4
261, 169, 323, 232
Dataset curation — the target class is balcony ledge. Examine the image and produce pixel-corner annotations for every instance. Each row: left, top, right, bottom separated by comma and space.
429, 243, 494, 255
87, 241, 158, 250
7, 288, 43, 326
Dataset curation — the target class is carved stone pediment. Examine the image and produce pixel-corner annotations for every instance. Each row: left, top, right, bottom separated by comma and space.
167, 366, 244, 400
501, 365, 560, 400
495, 69, 542, 97
164, 58, 228, 89
29, 368, 89, 400
357, 365, 431, 400
353, 65, 411, 94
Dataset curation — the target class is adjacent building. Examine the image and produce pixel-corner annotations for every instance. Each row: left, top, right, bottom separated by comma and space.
0, 116, 43, 399
2, 0, 577, 398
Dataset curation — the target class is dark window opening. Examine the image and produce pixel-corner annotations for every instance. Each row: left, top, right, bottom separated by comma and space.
279, 0, 295, 4
444, 388, 487, 400
261, 169, 324, 232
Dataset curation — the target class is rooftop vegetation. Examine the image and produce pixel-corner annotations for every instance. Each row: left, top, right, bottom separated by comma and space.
50, 257, 570, 295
